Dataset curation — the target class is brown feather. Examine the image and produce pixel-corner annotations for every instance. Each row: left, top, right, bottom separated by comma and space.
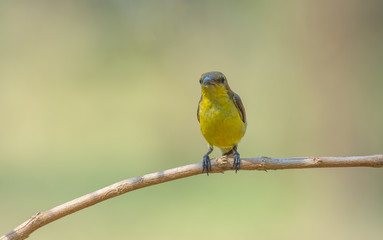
232, 92, 246, 124
197, 95, 202, 123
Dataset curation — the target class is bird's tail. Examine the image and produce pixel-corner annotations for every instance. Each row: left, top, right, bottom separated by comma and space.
222, 147, 235, 157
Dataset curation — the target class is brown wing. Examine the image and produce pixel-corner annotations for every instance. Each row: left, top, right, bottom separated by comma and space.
197, 95, 202, 123
232, 93, 246, 124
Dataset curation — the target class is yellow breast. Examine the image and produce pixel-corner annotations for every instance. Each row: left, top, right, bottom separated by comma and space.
199, 86, 246, 152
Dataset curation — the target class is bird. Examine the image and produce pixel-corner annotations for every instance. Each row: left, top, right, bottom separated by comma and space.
197, 71, 247, 175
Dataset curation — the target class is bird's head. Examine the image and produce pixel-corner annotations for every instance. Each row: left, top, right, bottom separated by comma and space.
199, 71, 231, 97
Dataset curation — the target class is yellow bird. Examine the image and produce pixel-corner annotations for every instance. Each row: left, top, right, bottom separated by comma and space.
197, 71, 247, 174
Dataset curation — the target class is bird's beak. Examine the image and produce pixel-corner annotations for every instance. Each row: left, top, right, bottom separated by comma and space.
202, 77, 215, 86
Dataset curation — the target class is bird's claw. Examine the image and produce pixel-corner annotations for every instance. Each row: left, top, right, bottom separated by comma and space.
232, 152, 241, 173
202, 154, 212, 175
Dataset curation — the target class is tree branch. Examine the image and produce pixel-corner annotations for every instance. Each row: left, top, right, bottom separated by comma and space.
2, 154, 383, 240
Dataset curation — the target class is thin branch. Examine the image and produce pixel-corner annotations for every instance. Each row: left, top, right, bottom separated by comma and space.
2, 154, 383, 240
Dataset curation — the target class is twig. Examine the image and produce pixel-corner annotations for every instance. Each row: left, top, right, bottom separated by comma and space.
2, 154, 382, 240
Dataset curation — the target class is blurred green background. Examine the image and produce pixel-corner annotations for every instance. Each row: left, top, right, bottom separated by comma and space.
1, 1, 383, 239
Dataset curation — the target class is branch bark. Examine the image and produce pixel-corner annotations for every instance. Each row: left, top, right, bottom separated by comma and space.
2, 154, 383, 240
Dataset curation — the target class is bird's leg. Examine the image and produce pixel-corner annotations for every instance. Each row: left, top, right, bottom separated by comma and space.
232, 145, 241, 173
202, 146, 213, 175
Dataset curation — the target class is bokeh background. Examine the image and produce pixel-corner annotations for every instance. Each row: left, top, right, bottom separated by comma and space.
1, 1, 382, 239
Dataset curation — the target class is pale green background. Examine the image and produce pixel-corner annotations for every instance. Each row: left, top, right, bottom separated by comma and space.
1, 1, 383, 239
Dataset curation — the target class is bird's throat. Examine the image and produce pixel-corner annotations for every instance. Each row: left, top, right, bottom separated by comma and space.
201, 85, 229, 101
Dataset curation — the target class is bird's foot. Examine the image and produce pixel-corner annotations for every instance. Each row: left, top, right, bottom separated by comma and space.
202, 154, 212, 175
232, 152, 241, 173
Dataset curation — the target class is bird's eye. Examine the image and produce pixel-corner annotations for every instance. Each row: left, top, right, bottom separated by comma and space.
220, 77, 225, 83
199, 78, 202, 84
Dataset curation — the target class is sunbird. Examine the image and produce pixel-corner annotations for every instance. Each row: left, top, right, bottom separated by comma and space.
197, 71, 247, 174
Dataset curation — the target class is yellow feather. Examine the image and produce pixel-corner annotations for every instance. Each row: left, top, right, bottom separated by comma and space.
199, 85, 246, 153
